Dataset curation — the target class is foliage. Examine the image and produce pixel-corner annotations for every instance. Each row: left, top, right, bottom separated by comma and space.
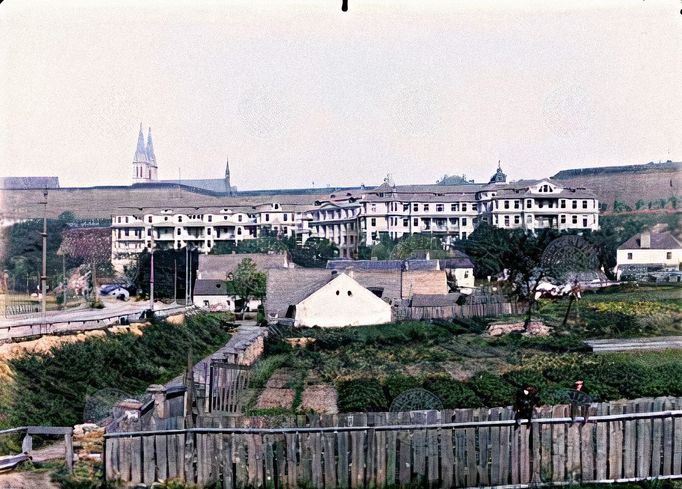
250, 354, 289, 388
384, 374, 423, 400
290, 237, 339, 268
422, 376, 481, 409
337, 378, 388, 412
389, 234, 448, 260
468, 371, 516, 407
232, 258, 267, 306
7, 313, 230, 427
50, 460, 121, 489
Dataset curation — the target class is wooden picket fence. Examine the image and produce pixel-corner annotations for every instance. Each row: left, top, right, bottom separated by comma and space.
399, 301, 523, 321
104, 396, 682, 488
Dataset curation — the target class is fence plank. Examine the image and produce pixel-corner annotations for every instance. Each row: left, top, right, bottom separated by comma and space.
487, 408, 501, 486
130, 436, 142, 485
478, 410, 491, 487
155, 435, 167, 482
385, 413, 398, 487
143, 435, 156, 485
538, 405, 553, 484
223, 435, 234, 489
426, 411, 439, 486
374, 413, 386, 488
337, 430, 350, 489
119, 437, 131, 483
411, 411, 426, 481
662, 398, 674, 476
323, 432, 338, 488
398, 412, 412, 485
552, 405, 566, 482
637, 418, 652, 478
580, 420, 595, 482
464, 410, 478, 487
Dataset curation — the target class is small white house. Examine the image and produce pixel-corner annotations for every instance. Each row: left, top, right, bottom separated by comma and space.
192, 279, 259, 312
293, 273, 392, 328
615, 229, 682, 279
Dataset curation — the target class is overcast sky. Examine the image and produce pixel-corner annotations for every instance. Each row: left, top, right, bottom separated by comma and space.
0, 0, 680, 190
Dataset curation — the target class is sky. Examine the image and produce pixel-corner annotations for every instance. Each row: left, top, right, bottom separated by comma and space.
0, 0, 680, 190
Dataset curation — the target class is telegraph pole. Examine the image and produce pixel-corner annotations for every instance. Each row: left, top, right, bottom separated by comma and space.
149, 237, 155, 311
41, 188, 48, 322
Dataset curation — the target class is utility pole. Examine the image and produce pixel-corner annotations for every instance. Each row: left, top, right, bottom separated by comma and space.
62, 253, 66, 309
174, 258, 177, 303
41, 188, 48, 323
185, 245, 189, 305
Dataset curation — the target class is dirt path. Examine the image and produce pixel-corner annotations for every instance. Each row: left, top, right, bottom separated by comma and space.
0, 470, 58, 489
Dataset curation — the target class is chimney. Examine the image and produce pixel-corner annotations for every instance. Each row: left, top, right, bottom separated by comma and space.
640, 229, 651, 249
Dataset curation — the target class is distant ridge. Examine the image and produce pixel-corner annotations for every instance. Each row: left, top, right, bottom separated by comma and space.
552, 161, 681, 179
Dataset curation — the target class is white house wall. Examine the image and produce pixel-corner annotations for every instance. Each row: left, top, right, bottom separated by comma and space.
295, 274, 392, 328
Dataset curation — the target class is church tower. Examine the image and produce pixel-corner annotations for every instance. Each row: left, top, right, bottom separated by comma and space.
132, 124, 158, 183
224, 156, 233, 195
489, 160, 507, 184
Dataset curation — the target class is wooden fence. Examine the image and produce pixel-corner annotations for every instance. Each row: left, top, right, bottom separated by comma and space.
105, 396, 682, 488
399, 301, 523, 321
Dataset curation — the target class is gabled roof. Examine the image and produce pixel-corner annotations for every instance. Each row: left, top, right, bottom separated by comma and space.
198, 253, 291, 279
264, 268, 333, 317
326, 259, 439, 271
193, 279, 236, 296
618, 231, 682, 250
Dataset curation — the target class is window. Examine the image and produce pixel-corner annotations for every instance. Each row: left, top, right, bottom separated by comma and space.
572, 215, 578, 224
464, 271, 469, 278
462, 218, 467, 226
403, 203, 409, 211
514, 215, 520, 224
514, 201, 520, 209
627, 252, 633, 260
265, 214, 270, 222
451, 204, 458, 211
572, 200, 577, 209
582, 200, 588, 209
413, 218, 418, 226
147, 229, 151, 236
504, 201, 510, 209
117, 217, 121, 223
208, 215, 212, 222
462, 204, 467, 212
124, 229, 129, 237
370, 218, 376, 226
526, 200, 532, 208
284, 214, 288, 221
148, 216, 152, 223
527, 215, 532, 223
177, 228, 181, 235
504, 216, 510, 227
436, 204, 444, 212
237, 228, 242, 235
461, 232, 467, 239
472, 204, 477, 211
583, 218, 588, 227
403, 218, 409, 227
207, 228, 212, 235
413, 203, 418, 211
238, 215, 243, 222
667, 252, 673, 259
178, 216, 183, 222
560, 200, 566, 209
423, 204, 430, 211
561, 215, 566, 224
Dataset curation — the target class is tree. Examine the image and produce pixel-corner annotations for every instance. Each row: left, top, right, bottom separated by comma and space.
232, 258, 266, 311
455, 223, 513, 278
390, 234, 448, 260
291, 237, 339, 267
635, 200, 646, 211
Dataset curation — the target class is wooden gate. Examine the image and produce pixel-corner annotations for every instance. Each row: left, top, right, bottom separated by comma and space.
207, 360, 250, 414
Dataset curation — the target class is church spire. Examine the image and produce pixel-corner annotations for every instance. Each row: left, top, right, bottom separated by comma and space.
225, 156, 230, 179
134, 123, 147, 162
146, 127, 156, 166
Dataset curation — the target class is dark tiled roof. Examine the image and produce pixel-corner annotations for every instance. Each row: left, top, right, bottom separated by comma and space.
198, 253, 292, 279
264, 268, 332, 317
193, 279, 236, 296
618, 231, 682, 250
326, 259, 439, 271
439, 256, 474, 269
411, 293, 462, 307
1, 176, 60, 189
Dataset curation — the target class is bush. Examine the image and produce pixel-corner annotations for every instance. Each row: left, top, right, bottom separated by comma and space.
384, 374, 422, 400
337, 378, 388, 412
423, 376, 481, 409
467, 372, 516, 408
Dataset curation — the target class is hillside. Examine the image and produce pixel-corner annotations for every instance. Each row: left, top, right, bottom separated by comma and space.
551, 161, 681, 212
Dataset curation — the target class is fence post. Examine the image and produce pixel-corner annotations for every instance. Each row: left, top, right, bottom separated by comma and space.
65, 432, 74, 472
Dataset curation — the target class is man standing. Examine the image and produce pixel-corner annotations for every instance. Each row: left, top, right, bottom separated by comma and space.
570, 379, 591, 424
513, 384, 540, 429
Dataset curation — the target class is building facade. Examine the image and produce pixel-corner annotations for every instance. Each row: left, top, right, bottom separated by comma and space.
111, 164, 600, 269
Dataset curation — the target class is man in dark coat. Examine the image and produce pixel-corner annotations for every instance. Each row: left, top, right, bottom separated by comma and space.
513, 384, 540, 428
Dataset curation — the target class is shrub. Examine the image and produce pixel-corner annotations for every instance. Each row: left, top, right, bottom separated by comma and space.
423, 376, 481, 409
467, 372, 516, 408
384, 374, 423, 400
337, 378, 388, 412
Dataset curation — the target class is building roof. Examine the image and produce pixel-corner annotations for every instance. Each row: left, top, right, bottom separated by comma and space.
410, 293, 462, 307
326, 259, 439, 271
193, 279, 236, 296
0, 176, 60, 190
152, 178, 232, 194
198, 252, 292, 279
618, 231, 682, 250
264, 268, 333, 317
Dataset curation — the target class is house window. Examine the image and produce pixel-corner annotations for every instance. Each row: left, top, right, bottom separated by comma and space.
451, 204, 458, 211
526, 200, 532, 208
265, 214, 270, 222
178, 216, 183, 222
370, 218, 376, 226
403, 218, 409, 227
461, 232, 467, 239
514, 215, 520, 224
627, 253, 633, 260
207, 228, 212, 235
148, 216, 152, 223
667, 252, 672, 259
462, 204, 467, 212
177, 228, 181, 235
423, 204, 430, 211
413, 218, 418, 226
504, 201, 510, 209
514, 201, 520, 209
436, 204, 444, 212
582, 200, 588, 209
124, 229, 129, 237
583, 218, 588, 227
527, 215, 532, 223
561, 200, 566, 208
462, 218, 467, 226
561, 215, 566, 224
147, 229, 152, 236
208, 215, 212, 222
504, 216, 510, 227
572, 216, 578, 224
238, 215, 243, 222
403, 203, 409, 211
284, 214, 288, 221
572, 201, 577, 209
237, 228, 242, 235
472, 204, 477, 211
464, 271, 469, 278
413, 203, 418, 211
203, 300, 209, 307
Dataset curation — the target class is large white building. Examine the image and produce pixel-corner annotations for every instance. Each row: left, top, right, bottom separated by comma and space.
615, 229, 682, 279
111, 164, 599, 269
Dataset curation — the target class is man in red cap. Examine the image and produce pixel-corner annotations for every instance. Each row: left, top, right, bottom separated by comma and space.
570, 379, 590, 424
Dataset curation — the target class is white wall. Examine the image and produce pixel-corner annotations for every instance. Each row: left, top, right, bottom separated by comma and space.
194, 294, 260, 311
616, 248, 682, 269
295, 273, 392, 328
